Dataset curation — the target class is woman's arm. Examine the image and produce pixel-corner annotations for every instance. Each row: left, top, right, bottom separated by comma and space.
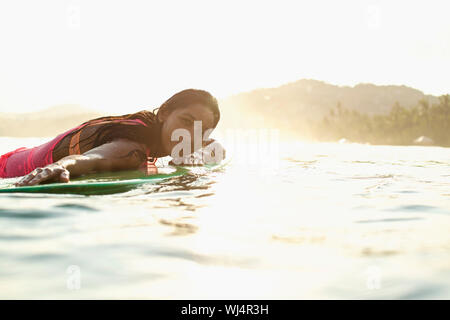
14, 138, 147, 186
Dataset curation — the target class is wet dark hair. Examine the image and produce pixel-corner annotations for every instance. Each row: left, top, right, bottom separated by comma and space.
156, 88, 220, 127
65, 89, 220, 158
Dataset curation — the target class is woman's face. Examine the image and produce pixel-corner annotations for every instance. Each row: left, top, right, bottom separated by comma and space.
159, 103, 216, 157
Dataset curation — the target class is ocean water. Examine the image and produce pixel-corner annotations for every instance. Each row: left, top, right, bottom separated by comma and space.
0, 137, 449, 299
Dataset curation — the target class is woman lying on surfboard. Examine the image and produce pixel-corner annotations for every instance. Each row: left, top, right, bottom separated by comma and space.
0, 89, 225, 186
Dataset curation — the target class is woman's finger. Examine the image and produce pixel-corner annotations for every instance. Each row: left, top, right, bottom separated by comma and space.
27, 173, 45, 186
22, 168, 44, 182
59, 169, 70, 183
15, 172, 36, 186
27, 168, 55, 185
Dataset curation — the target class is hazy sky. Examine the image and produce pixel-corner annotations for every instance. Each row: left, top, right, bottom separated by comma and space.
0, 0, 449, 114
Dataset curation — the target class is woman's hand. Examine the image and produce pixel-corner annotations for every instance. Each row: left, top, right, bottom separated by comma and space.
14, 164, 70, 187
169, 140, 226, 166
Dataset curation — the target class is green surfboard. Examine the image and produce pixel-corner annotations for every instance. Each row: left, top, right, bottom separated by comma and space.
0, 162, 226, 196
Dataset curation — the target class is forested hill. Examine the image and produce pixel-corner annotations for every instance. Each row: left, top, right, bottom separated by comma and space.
219, 79, 440, 130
